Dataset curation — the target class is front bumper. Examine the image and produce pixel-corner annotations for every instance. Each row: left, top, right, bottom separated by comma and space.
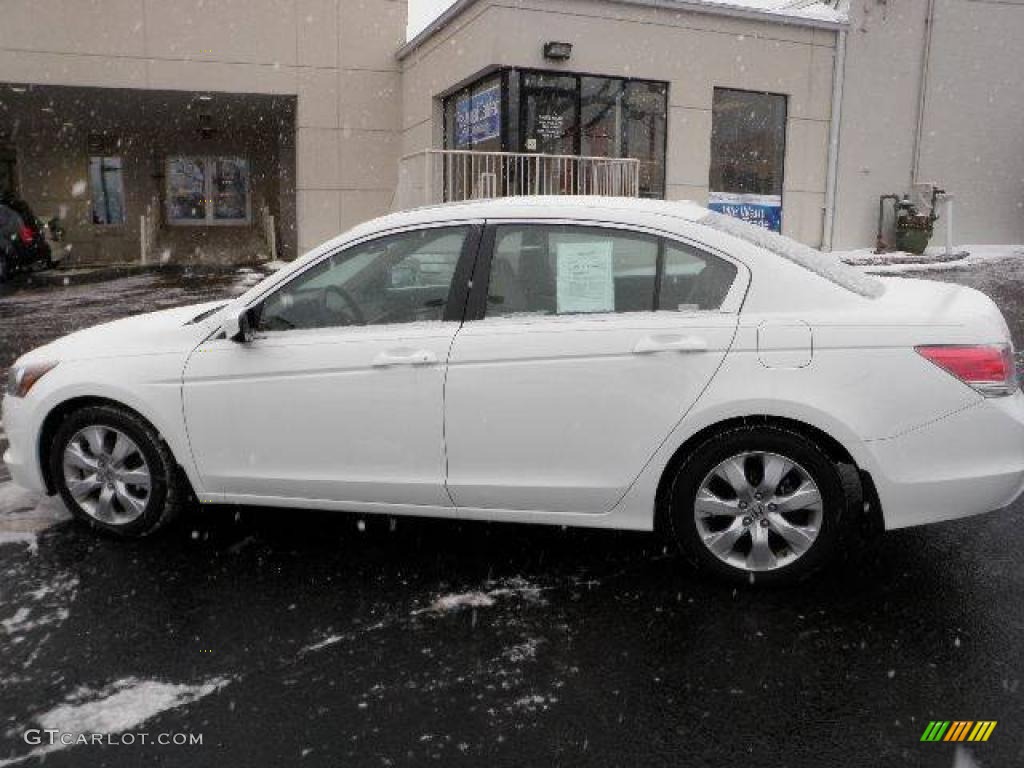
1, 393, 47, 494
865, 390, 1024, 530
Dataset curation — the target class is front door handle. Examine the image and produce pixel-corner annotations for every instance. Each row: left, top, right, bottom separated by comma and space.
372, 349, 438, 367
633, 335, 709, 355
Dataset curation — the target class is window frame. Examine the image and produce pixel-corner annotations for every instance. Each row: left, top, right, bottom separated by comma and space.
241, 222, 484, 336
465, 219, 749, 323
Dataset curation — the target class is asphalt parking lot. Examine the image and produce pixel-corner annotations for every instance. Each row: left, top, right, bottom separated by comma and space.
2, 261, 1023, 767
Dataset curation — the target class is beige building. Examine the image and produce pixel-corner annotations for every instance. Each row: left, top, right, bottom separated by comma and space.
0, 0, 1020, 267
0, 0, 405, 264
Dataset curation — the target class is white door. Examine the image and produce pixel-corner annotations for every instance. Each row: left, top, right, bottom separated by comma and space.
444, 222, 744, 515
182, 224, 478, 507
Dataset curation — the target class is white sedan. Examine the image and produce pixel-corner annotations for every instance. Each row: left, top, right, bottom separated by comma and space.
4, 197, 1023, 583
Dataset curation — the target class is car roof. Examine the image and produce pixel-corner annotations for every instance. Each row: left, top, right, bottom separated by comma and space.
348, 196, 709, 237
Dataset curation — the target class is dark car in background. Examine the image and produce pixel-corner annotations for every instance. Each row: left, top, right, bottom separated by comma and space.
0, 194, 54, 282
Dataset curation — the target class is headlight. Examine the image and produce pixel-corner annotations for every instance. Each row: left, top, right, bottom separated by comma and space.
6, 362, 58, 398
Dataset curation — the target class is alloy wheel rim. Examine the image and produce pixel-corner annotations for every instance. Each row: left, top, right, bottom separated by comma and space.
694, 451, 823, 573
62, 426, 151, 525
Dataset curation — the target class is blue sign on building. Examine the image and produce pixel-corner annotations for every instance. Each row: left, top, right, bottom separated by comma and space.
455, 85, 501, 147
708, 192, 783, 233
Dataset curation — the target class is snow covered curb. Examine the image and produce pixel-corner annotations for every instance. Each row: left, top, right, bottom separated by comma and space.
838, 245, 1024, 275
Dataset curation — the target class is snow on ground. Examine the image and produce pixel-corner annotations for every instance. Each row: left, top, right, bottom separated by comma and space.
0, 483, 70, 554
0, 676, 231, 766
413, 577, 548, 616
838, 245, 1024, 275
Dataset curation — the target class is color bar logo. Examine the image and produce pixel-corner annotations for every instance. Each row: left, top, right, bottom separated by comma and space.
920, 721, 997, 742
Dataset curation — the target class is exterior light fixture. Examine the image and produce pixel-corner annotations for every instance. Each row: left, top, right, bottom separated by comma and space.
543, 41, 573, 61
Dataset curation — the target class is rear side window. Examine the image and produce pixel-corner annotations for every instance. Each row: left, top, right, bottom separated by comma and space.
660, 242, 738, 312
485, 224, 737, 318
487, 225, 657, 317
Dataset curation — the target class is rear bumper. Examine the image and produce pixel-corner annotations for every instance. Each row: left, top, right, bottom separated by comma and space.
865, 391, 1024, 530
1, 393, 47, 494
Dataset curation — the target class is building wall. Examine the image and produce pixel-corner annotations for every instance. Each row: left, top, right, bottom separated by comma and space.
831, 0, 927, 250
835, 0, 1024, 249
916, 0, 1024, 245
400, 0, 837, 246
0, 0, 406, 260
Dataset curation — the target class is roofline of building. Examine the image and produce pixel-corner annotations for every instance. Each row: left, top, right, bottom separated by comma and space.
397, 0, 848, 61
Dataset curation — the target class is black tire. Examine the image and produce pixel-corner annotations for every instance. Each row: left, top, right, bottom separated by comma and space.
667, 425, 852, 586
0, 251, 10, 283
50, 405, 185, 538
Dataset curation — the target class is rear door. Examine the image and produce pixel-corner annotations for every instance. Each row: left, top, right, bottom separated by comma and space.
444, 221, 746, 515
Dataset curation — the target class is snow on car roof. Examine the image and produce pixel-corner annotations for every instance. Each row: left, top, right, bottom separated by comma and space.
699, 210, 885, 299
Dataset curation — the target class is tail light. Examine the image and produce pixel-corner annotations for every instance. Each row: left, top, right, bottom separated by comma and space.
17, 224, 33, 245
916, 343, 1019, 397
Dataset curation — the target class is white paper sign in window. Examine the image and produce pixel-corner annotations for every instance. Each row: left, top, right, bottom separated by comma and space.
556, 241, 615, 314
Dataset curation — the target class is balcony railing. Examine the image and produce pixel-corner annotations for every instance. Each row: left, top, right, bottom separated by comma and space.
397, 149, 641, 210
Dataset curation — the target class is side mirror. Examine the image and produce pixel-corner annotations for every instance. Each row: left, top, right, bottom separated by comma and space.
224, 307, 256, 343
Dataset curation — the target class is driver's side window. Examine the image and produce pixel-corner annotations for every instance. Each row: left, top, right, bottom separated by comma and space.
258, 226, 469, 331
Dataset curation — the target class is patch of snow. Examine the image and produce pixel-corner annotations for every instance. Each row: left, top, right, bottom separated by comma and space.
420, 591, 495, 614
415, 577, 547, 616
840, 245, 1024, 275
502, 637, 545, 663
70, 180, 87, 198
0, 676, 231, 766
264, 260, 289, 271
0, 483, 72, 554
512, 693, 557, 712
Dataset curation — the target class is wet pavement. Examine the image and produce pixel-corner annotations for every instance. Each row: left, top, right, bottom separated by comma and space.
2, 260, 1024, 767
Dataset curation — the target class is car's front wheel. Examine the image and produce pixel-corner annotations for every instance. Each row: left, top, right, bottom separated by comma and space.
668, 426, 850, 585
50, 405, 185, 537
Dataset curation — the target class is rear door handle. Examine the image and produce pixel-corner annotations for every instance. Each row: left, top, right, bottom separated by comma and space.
372, 349, 438, 367
633, 335, 709, 354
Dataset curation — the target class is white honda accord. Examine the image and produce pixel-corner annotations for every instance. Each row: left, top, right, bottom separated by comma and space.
4, 197, 1023, 583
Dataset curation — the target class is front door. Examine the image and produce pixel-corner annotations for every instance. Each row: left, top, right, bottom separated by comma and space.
444, 222, 743, 515
182, 224, 479, 507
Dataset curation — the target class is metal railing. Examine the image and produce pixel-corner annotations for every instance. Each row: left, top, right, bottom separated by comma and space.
397, 149, 641, 209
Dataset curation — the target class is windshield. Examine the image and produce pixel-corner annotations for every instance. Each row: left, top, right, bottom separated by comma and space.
700, 211, 885, 299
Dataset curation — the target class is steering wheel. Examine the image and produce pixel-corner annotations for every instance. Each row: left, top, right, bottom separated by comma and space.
321, 284, 366, 326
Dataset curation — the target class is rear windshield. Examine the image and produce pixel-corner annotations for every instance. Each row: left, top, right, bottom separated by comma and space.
699, 211, 885, 299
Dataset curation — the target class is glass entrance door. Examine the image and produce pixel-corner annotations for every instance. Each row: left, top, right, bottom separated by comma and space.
521, 73, 578, 194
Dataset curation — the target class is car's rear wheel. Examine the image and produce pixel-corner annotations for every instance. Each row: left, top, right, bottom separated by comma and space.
0, 250, 10, 282
668, 426, 848, 585
50, 405, 185, 537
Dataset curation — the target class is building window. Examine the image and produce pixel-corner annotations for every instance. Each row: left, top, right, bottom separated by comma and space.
88, 156, 126, 225
709, 88, 787, 232
445, 75, 503, 153
443, 69, 668, 198
166, 156, 250, 226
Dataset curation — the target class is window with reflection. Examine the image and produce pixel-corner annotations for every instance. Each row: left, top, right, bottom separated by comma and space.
258, 227, 469, 331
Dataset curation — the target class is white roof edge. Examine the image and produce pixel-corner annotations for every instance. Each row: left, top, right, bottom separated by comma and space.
397, 0, 848, 61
